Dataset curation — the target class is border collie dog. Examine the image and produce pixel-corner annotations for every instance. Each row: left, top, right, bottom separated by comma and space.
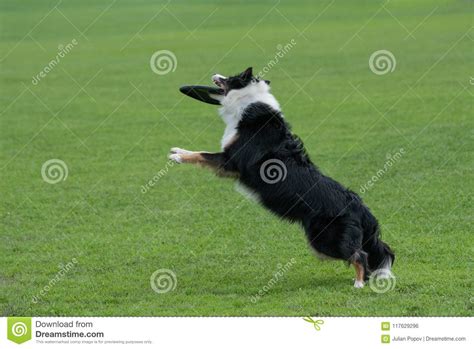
169, 67, 394, 288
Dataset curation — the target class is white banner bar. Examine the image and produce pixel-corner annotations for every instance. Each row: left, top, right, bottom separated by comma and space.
1, 317, 472, 348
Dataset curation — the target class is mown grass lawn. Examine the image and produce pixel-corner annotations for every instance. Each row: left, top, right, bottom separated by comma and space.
0, 0, 472, 316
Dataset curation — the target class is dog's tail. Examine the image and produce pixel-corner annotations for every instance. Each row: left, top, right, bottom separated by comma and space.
362, 213, 395, 277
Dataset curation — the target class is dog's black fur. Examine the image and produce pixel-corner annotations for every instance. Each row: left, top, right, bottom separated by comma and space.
174, 68, 395, 285
204, 101, 394, 279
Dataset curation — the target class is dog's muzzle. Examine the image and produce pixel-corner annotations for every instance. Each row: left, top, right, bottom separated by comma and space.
212, 74, 227, 89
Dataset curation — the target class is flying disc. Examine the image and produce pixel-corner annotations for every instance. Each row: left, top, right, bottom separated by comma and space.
179, 85, 224, 105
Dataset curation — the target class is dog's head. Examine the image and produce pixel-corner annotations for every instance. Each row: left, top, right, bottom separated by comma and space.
212, 67, 270, 97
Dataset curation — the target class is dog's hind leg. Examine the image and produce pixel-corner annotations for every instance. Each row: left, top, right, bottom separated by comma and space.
305, 219, 370, 288
339, 225, 369, 288
350, 251, 368, 288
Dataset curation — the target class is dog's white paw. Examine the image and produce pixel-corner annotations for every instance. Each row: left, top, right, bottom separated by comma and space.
170, 147, 192, 155
354, 280, 365, 288
168, 153, 183, 164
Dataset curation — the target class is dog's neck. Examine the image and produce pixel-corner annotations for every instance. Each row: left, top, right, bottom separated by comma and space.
219, 81, 280, 124
217, 81, 280, 149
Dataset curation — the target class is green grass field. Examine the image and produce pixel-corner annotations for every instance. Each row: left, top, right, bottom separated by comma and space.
1, 0, 472, 316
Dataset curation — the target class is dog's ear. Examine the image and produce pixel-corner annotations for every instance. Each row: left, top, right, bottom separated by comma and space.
241, 67, 253, 80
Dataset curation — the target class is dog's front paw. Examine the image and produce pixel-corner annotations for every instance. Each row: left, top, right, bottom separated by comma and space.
168, 153, 183, 164
169, 147, 192, 164
170, 147, 192, 155
353, 280, 365, 288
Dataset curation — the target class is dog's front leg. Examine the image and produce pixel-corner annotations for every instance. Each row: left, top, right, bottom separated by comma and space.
168, 147, 238, 178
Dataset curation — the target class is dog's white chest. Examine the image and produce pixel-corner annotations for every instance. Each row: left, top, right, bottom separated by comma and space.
219, 106, 241, 150
218, 80, 280, 150
221, 123, 238, 149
